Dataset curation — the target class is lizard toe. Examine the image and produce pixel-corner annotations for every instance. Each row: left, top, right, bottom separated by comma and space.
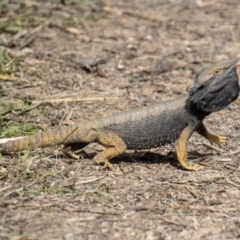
217, 135, 228, 143
208, 135, 228, 144
93, 156, 113, 170
102, 161, 113, 170
192, 164, 203, 171
181, 163, 203, 171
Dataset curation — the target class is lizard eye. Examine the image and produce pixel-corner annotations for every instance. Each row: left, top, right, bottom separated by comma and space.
211, 68, 223, 76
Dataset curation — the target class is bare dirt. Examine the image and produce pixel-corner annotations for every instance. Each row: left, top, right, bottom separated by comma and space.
1, 1, 240, 239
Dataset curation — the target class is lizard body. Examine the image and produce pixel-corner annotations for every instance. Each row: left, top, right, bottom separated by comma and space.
0, 62, 239, 170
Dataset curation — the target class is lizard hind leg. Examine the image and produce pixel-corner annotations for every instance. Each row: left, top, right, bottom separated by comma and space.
93, 128, 127, 169
63, 142, 89, 159
62, 128, 98, 159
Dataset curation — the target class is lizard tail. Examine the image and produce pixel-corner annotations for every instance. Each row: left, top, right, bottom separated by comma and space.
0, 125, 80, 153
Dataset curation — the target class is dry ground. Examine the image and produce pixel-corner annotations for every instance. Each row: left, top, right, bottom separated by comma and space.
1, 0, 240, 239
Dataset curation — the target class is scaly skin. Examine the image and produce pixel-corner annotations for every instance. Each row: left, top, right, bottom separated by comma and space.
0, 62, 239, 170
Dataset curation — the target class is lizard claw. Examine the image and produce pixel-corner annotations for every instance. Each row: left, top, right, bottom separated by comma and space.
94, 156, 113, 170
216, 135, 228, 143
102, 161, 113, 170
208, 135, 228, 144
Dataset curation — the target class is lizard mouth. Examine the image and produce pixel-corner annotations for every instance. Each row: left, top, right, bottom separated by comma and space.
189, 64, 239, 113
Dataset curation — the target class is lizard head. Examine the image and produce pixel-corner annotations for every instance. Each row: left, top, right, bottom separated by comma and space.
189, 62, 239, 113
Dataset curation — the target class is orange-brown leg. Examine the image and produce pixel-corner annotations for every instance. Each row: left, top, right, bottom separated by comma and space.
176, 125, 203, 171
93, 129, 127, 169
197, 123, 227, 144
63, 128, 126, 169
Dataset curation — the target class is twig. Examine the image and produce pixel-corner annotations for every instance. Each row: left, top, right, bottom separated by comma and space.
83, 73, 98, 81
0, 74, 29, 83
75, 175, 106, 185
0, 185, 12, 193
229, 150, 240, 156
50, 126, 79, 153
19, 17, 53, 50
3, 187, 23, 197
226, 179, 240, 187
202, 142, 224, 153
158, 217, 186, 226
217, 158, 232, 162
188, 205, 238, 213
4, 96, 119, 104
184, 186, 199, 198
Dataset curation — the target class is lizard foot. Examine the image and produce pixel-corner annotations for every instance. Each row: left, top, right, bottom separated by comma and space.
181, 163, 203, 171
93, 156, 113, 170
62, 149, 87, 160
208, 134, 227, 144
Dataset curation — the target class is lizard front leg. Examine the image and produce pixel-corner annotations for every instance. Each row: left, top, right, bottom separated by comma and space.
196, 123, 227, 144
176, 125, 203, 171
93, 128, 127, 169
